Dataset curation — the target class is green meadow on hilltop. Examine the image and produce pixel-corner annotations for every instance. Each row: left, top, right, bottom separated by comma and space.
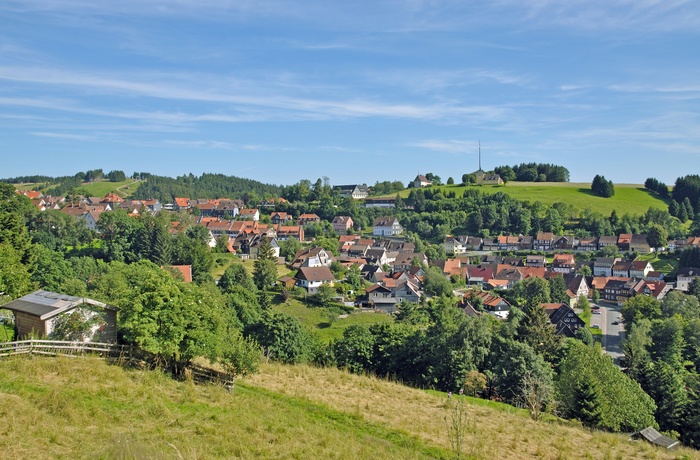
394, 182, 670, 217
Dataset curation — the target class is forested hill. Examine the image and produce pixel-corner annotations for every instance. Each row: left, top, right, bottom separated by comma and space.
132, 173, 282, 203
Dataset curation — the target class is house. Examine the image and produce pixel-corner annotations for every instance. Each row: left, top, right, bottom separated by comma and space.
239, 208, 260, 221
617, 233, 632, 251
249, 237, 281, 259
551, 254, 575, 274
270, 212, 292, 225
465, 237, 483, 250
460, 290, 510, 319
292, 247, 334, 268
565, 274, 590, 300
444, 235, 467, 255
612, 259, 633, 278
629, 260, 653, 279
641, 281, 671, 300
335, 184, 369, 200
295, 266, 336, 294
174, 197, 191, 211
433, 259, 463, 278
413, 174, 432, 188
364, 198, 396, 208
365, 248, 391, 266
598, 235, 618, 250
526, 255, 546, 268
466, 266, 494, 287
275, 225, 304, 242
373, 216, 403, 236
83, 210, 104, 232
577, 237, 599, 252
332, 216, 354, 234
482, 238, 499, 251
552, 236, 574, 251
543, 303, 586, 337
603, 278, 645, 306
2, 290, 118, 342
676, 267, 700, 291
298, 213, 321, 225
593, 258, 619, 277
630, 234, 651, 254
534, 232, 554, 251
476, 172, 504, 186
519, 235, 534, 250
685, 236, 700, 249
101, 193, 124, 204
393, 252, 427, 271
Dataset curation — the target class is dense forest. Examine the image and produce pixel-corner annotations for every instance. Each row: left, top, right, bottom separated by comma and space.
494, 163, 570, 182
132, 173, 283, 203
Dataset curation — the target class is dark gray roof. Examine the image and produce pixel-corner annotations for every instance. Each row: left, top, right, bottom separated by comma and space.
631, 427, 679, 449
2, 290, 115, 320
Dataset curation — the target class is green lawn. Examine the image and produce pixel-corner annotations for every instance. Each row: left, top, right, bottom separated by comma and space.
79, 178, 141, 198
273, 298, 392, 343
391, 182, 669, 216
211, 253, 293, 280
635, 252, 680, 275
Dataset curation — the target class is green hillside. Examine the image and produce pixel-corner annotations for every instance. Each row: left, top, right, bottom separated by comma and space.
79, 179, 141, 198
396, 182, 669, 216
1, 357, 696, 459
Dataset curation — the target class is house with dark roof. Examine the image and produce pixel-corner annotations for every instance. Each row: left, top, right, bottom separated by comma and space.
677, 267, 700, 291
534, 232, 554, 251
373, 216, 403, 236
543, 303, 585, 337
295, 266, 336, 294
630, 234, 651, 254
593, 257, 619, 277
2, 290, 118, 342
460, 290, 510, 319
334, 184, 369, 199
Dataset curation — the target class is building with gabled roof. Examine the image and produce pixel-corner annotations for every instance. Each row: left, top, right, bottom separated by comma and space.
2, 290, 118, 342
295, 266, 336, 294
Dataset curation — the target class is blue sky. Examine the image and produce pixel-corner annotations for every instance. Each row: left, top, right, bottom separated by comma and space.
0, 1, 698, 186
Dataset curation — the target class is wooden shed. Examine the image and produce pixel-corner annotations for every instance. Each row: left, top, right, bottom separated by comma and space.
630, 427, 679, 450
2, 290, 118, 343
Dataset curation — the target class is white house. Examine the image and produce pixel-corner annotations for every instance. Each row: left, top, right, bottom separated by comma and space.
373, 216, 403, 236
295, 266, 336, 294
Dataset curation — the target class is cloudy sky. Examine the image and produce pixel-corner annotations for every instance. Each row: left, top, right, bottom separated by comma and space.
0, 1, 698, 186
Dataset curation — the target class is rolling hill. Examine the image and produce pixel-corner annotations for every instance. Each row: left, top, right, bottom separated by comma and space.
395, 182, 670, 216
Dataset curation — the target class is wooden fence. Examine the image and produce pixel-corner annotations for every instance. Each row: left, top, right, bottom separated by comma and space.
0, 340, 234, 390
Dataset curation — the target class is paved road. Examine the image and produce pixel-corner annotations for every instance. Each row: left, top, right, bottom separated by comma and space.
590, 301, 625, 364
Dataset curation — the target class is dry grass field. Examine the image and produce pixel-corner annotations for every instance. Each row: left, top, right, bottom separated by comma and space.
1, 356, 698, 459
245, 362, 700, 460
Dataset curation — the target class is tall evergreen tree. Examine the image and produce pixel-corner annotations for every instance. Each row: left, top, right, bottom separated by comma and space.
253, 238, 278, 290
572, 378, 604, 428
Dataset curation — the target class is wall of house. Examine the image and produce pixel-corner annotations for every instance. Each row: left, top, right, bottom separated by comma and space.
14, 311, 48, 338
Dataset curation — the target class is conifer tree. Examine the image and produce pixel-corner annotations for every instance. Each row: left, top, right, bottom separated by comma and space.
572, 378, 604, 428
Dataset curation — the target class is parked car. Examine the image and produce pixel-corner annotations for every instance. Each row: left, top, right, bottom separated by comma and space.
591, 305, 600, 310
612, 321, 619, 325
592, 310, 601, 315
591, 325, 600, 329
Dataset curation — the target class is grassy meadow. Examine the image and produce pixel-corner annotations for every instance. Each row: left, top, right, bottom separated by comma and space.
79, 179, 141, 199
1, 356, 698, 460
392, 182, 669, 216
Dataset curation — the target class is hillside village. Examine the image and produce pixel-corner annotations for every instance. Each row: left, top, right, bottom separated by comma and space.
4, 170, 700, 452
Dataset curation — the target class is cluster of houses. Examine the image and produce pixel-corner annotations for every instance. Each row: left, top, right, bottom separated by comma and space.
17, 188, 700, 340
446, 232, 700, 255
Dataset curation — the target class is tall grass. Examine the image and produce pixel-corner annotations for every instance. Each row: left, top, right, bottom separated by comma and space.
0, 357, 449, 459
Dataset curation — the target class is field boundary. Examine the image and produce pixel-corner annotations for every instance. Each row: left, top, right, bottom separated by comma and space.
0, 339, 234, 389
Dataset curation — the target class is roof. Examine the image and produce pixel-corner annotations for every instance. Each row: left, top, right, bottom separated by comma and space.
2, 290, 116, 320
171, 265, 193, 282
631, 427, 679, 449
296, 266, 336, 282
373, 216, 399, 227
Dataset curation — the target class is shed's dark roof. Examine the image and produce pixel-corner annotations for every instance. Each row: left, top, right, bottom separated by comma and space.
2, 290, 115, 320
631, 427, 679, 449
